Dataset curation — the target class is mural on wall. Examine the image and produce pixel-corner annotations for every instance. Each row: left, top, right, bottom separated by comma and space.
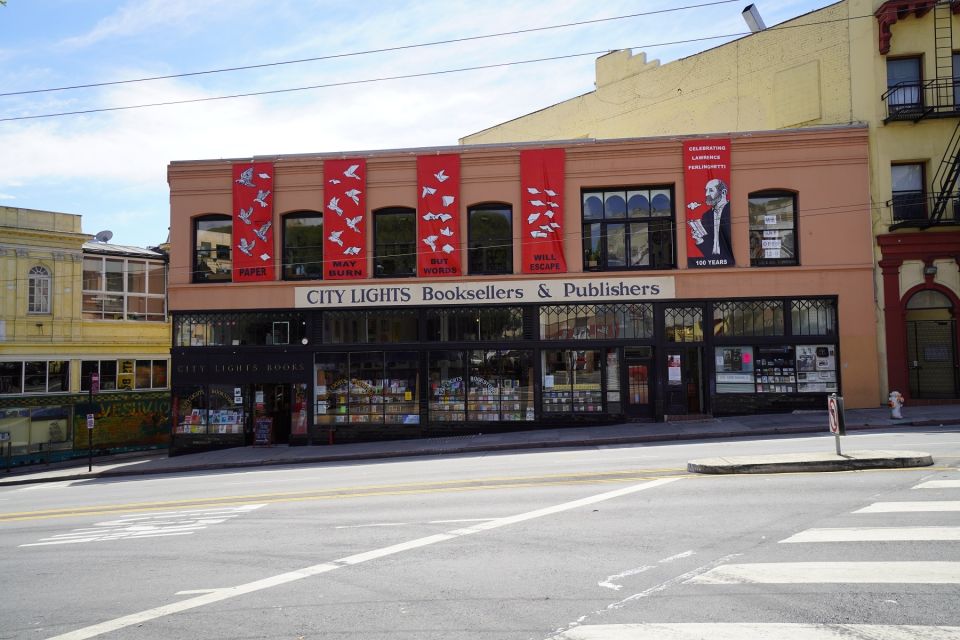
684, 139, 734, 268
417, 154, 461, 277
520, 149, 567, 274
73, 393, 171, 450
324, 159, 367, 279
232, 162, 275, 281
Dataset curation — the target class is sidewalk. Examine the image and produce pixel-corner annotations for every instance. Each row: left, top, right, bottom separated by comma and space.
2, 404, 958, 486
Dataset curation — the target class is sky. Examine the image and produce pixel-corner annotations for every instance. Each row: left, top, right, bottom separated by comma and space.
0, 0, 832, 249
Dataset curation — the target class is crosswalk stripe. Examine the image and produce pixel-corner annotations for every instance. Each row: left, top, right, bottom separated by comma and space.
914, 480, 960, 489
548, 623, 960, 639
686, 562, 960, 584
855, 501, 960, 513
780, 526, 960, 542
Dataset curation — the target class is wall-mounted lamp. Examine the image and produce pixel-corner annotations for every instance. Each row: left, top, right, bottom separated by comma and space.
923, 265, 938, 276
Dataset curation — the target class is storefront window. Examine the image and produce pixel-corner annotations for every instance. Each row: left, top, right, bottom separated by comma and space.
324, 310, 418, 344
540, 304, 652, 340
175, 312, 306, 346
791, 299, 836, 336
754, 346, 797, 393
468, 350, 534, 422
208, 385, 245, 435
173, 386, 207, 434
715, 346, 755, 393
429, 350, 467, 422
81, 360, 117, 391
425, 307, 524, 342
713, 301, 784, 336
313, 352, 419, 426
795, 344, 838, 393
541, 349, 603, 414
665, 306, 703, 342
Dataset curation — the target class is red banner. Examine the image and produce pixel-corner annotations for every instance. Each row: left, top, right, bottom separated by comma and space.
520, 149, 567, 274
684, 139, 734, 268
417, 154, 461, 277
232, 162, 274, 282
323, 159, 367, 280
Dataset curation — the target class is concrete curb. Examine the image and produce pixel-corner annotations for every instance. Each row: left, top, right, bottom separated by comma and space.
687, 450, 935, 475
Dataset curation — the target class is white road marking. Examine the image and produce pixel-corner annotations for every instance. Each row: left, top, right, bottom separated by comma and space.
335, 518, 494, 529
549, 623, 960, 639
21, 504, 264, 547
780, 527, 960, 543
855, 501, 960, 513
598, 551, 696, 590
688, 562, 960, 584
44, 478, 681, 640
915, 480, 960, 489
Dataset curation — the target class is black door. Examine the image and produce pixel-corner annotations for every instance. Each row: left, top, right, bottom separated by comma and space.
907, 320, 959, 398
624, 347, 653, 419
664, 347, 703, 416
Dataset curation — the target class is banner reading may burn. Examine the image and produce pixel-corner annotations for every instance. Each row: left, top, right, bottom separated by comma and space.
684, 138, 733, 268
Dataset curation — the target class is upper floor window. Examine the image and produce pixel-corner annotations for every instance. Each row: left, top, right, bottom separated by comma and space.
0, 360, 69, 395
28, 266, 51, 314
468, 203, 513, 275
374, 207, 416, 278
887, 56, 922, 112
748, 191, 798, 267
891, 163, 926, 222
194, 215, 232, 283
582, 187, 674, 271
83, 256, 166, 321
282, 211, 324, 280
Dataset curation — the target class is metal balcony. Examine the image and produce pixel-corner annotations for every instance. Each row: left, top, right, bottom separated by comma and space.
889, 190, 960, 228
883, 78, 960, 122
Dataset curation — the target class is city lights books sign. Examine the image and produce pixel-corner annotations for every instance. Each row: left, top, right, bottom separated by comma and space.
295, 275, 675, 308
684, 139, 733, 268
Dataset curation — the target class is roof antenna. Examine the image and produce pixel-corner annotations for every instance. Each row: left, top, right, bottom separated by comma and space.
742, 4, 766, 32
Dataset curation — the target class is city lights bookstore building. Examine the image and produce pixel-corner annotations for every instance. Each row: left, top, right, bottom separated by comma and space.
167, 127, 880, 453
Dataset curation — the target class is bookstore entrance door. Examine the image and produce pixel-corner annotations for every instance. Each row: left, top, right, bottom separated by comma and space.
624, 347, 653, 419
253, 383, 291, 445
664, 347, 703, 416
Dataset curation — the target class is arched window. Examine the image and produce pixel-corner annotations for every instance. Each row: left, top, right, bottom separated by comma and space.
28, 266, 51, 314
194, 215, 232, 283
374, 207, 416, 278
468, 203, 513, 275
282, 211, 323, 280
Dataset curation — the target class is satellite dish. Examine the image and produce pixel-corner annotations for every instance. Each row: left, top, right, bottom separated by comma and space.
94, 230, 113, 243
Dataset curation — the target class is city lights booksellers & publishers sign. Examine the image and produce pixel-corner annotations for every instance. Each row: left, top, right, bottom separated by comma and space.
295, 276, 676, 309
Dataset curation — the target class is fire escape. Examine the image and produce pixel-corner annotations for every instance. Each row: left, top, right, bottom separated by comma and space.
881, 0, 960, 226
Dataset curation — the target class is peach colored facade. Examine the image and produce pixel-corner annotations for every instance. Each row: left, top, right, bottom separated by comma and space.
167, 126, 876, 448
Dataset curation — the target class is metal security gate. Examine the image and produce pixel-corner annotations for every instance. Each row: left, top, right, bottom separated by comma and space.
907, 320, 959, 399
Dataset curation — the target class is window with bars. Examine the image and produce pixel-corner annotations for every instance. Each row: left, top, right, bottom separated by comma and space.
323, 309, 419, 344
713, 301, 785, 337
791, 299, 836, 336
665, 306, 703, 342
175, 312, 307, 346
425, 307, 524, 342
28, 266, 51, 314
539, 304, 654, 340
582, 187, 675, 271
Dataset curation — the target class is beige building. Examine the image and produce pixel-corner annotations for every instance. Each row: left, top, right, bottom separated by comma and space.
167, 127, 876, 451
463, 0, 960, 404
0, 207, 171, 463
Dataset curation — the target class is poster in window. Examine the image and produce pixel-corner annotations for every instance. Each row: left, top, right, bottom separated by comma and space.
323, 158, 367, 280
520, 149, 567, 274
232, 162, 275, 282
684, 139, 733, 268
417, 154, 461, 277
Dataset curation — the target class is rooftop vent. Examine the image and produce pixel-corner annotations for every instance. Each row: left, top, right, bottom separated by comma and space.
742, 4, 767, 32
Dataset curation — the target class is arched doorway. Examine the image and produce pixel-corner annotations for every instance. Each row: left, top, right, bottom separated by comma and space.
905, 289, 959, 399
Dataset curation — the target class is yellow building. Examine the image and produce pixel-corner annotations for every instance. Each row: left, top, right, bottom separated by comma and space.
462, 0, 960, 404
0, 206, 171, 465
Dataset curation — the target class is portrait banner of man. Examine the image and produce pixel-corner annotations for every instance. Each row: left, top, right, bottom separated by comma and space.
684, 139, 734, 268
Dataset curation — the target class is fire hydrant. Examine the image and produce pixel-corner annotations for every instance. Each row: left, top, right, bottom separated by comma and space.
888, 390, 904, 419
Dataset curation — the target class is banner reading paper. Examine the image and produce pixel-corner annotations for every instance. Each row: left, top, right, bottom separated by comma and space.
417, 154, 461, 277
684, 139, 734, 268
232, 162, 275, 282
520, 148, 567, 274
323, 158, 367, 279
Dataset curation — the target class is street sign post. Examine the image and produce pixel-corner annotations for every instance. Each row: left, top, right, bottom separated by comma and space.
827, 393, 845, 455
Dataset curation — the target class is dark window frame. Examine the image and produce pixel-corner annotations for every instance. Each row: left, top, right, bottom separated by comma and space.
281, 210, 324, 281
581, 186, 676, 272
891, 162, 927, 222
193, 214, 233, 283
468, 202, 513, 275
373, 206, 417, 278
886, 55, 923, 111
748, 189, 799, 267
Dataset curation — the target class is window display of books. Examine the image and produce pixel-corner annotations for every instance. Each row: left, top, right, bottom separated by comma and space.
755, 347, 797, 393
542, 389, 603, 413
